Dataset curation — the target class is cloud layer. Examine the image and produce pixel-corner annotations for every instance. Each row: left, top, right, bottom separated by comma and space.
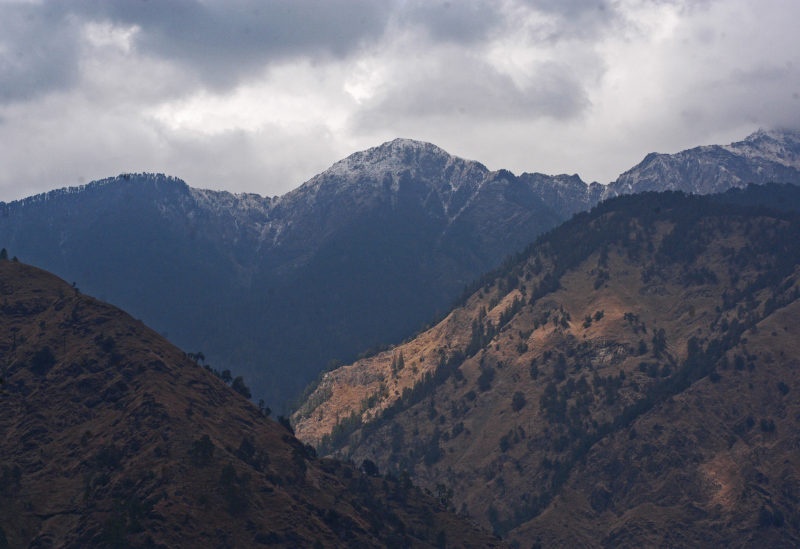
1, 0, 798, 200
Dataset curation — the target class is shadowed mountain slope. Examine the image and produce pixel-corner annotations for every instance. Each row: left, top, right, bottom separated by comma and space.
0, 140, 567, 410
0, 260, 502, 548
294, 188, 800, 547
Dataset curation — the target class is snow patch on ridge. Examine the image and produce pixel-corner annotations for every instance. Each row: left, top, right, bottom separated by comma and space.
724, 128, 800, 169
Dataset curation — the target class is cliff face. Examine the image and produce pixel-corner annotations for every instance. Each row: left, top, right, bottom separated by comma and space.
0, 260, 502, 548
294, 189, 800, 547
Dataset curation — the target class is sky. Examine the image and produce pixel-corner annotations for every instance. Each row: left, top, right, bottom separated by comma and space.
1, 0, 799, 202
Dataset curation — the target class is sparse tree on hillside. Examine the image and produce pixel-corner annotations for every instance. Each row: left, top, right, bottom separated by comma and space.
231, 376, 251, 399
512, 391, 527, 412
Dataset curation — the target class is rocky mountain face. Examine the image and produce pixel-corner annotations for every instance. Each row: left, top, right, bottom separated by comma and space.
0, 140, 570, 410
517, 172, 604, 219
0, 259, 502, 548
603, 128, 800, 198
293, 187, 800, 547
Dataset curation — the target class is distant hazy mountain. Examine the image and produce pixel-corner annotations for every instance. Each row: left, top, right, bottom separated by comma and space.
0, 139, 571, 409
517, 172, 604, 219
511, 128, 800, 214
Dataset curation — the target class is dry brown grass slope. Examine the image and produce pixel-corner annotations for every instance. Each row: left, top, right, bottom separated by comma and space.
294, 191, 800, 547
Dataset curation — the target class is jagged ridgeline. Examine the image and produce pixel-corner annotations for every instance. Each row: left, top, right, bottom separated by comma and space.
295, 187, 800, 547
0, 259, 502, 548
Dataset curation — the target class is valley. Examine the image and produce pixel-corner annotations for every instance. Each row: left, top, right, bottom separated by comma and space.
0, 259, 501, 548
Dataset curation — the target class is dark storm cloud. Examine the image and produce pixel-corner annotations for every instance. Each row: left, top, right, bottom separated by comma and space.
0, 0, 602, 103
0, 3, 82, 102
73, 0, 395, 89
0, 0, 397, 100
521, 0, 618, 39
400, 0, 503, 44
356, 56, 588, 127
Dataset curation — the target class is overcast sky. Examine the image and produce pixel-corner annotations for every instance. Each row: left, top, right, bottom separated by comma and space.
1, 0, 798, 201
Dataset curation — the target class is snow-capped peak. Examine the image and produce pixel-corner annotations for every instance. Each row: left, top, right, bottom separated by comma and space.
725, 128, 800, 169
321, 138, 471, 179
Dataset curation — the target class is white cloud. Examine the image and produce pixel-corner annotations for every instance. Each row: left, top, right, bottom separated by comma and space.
0, 0, 798, 201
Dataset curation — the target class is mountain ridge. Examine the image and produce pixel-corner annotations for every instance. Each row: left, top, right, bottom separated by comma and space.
0, 143, 567, 410
5, 127, 800, 210
604, 128, 800, 197
293, 187, 800, 546
0, 258, 503, 548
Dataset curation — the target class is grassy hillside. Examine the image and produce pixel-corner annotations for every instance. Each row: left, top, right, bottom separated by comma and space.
295, 188, 800, 547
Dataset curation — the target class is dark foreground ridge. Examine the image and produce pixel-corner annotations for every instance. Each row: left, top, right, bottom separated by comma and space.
0, 259, 502, 548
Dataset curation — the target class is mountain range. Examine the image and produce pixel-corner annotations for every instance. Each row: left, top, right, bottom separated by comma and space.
1, 128, 799, 413
3, 128, 800, 547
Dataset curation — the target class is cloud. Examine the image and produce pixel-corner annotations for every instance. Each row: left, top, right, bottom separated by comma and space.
1, 0, 396, 101
518, 0, 618, 39
399, 0, 503, 44
0, 86, 346, 201
0, 3, 83, 102
354, 50, 589, 126
0, 0, 799, 202
0, 0, 613, 103
73, 0, 397, 91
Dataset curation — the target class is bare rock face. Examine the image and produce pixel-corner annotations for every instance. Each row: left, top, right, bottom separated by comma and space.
0, 259, 503, 548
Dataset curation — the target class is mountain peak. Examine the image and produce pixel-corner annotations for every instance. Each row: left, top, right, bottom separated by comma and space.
607, 127, 800, 197
384, 137, 442, 150
726, 127, 800, 169
287, 138, 491, 208
742, 127, 800, 143
320, 138, 487, 180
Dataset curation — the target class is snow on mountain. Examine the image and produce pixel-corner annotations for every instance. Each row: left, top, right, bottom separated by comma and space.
284, 138, 492, 220
724, 128, 800, 169
605, 128, 800, 199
